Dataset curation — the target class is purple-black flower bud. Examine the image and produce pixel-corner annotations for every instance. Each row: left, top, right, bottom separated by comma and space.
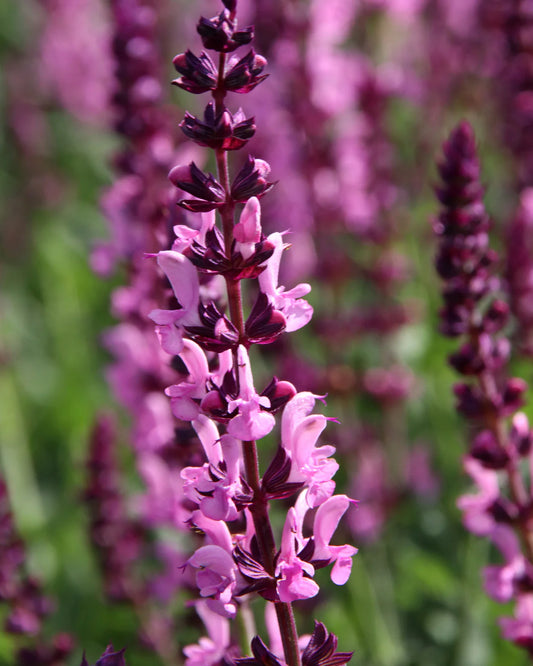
170, 162, 226, 212
245, 292, 286, 345
470, 430, 509, 469
180, 102, 255, 150
233, 636, 283, 665
222, 0, 237, 12
501, 378, 528, 416
224, 50, 268, 94
301, 621, 353, 665
172, 50, 218, 94
454, 383, 487, 419
231, 157, 274, 201
509, 413, 533, 456
185, 302, 239, 352
81, 645, 127, 666
482, 299, 509, 333
197, 10, 253, 52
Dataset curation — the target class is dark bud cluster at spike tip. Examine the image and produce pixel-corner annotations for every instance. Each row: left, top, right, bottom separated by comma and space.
434, 121, 503, 339
197, 9, 254, 52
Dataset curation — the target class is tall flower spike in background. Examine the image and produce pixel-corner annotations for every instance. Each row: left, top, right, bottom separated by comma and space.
147, 0, 357, 663
433, 121, 533, 656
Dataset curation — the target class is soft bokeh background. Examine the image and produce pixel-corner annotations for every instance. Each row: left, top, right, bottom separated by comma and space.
1, 0, 531, 665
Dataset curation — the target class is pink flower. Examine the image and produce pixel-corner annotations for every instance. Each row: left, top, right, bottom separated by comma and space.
281, 392, 338, 507
500, 594, 533, 646
312, 495, 358, 585
187, 544, 237, 618
234, 196, 262, 259
226, 346, 276, 440
259, 232, 313, 332
165, 340, 210, 421
275, 507, 319, 603
182, 418, 249, 521
172, 210, 216, 253
149, 251, 200, 354
457, 456, 500, 536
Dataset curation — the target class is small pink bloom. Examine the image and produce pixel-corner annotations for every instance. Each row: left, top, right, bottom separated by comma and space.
281, 392, 338, 506
226, 346, 275, 440
276, 508, 319, 602
187, 545, 237, 618
312, 495, 358, 585
165, 340, 209, 420
500, 594, 533, 645
172, 210, 216, 253
149, 251, 200, 355
259, 232, 313, 332
457, 456, 500, 536
234, 197, 262, 259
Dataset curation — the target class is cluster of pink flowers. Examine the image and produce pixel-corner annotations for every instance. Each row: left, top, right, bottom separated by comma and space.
142, 1, 358, 662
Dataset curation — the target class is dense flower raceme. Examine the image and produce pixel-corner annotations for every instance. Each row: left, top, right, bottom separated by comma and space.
434, 121, 533, 655
142, 1, 357, 663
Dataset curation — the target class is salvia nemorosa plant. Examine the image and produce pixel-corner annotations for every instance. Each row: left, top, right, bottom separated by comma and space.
434, 121, 533, 655
142, 0, 357, 662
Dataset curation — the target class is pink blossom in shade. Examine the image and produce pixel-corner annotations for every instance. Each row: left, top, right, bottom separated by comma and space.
183, 600, 232, 666
234, 196, 262, 260
226, 346, 276, 441
281, 392, 338, 507
259, 232, 313, 332
150, 543, 189, 603
187, 545, 238, 618
135, 392, 176, 452
149, 251, 201, 355
165, 340, 210, 421
275, 507, 319, 603
500, 594, 533, 646
138, 453, 187, 528
103, 323, 165, 412
457, 456, 501, 536
312, 494, 358, 585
